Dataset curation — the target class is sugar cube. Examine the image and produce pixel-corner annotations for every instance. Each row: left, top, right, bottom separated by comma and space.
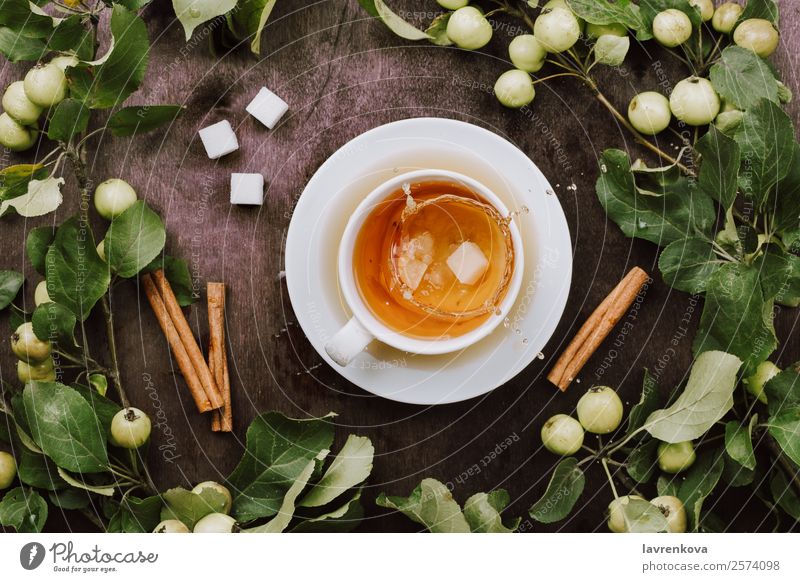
246, 87, 289, 129
198, 120, 239, 159
398, 257, 429, 291
230, 173, 264, 205
446, 241, 489, 285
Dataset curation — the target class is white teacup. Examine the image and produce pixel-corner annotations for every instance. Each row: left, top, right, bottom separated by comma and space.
325, 169, 525, 366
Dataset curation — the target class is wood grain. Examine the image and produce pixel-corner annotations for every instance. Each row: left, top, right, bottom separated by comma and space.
1, 0, 799, 532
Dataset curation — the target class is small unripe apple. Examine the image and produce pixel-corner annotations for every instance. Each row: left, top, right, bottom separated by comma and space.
508, 35, 546, 73
23, 64, 68, 108
658, 441, 696, 474
193, 513, 238, 533
577, 386, 624, 434
17, 358, 56, 383
0, 112, 38, 152
712, 2, 743, 34
2, 81, 43, 125
0, 451, 17, 490
689, 0, 714, 22
541, 414, 584, 455
11, 322, 51, 363
110, 407, 151, 449
94, 178, 138, 220
650, 495, 687, 533
653, 9, 692, 48
153, 519, 190, 533
607, 495, 644, 533
494, 69, 535, 108
733, 18, 779, 58
586, 22, 627, 39
745, 361, 780, 404
628, 91, 671, 135
534, 7, 581, 53
446, 6, 493, 50
669, 76, 720, 126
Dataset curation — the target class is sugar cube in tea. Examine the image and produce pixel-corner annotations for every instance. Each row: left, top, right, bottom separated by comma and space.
446, 241, 489, 285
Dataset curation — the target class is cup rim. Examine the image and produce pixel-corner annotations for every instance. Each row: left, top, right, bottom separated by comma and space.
338, 169, 525, 356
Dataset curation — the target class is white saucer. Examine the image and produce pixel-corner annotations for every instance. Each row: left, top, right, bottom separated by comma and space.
284, 118, 572, 405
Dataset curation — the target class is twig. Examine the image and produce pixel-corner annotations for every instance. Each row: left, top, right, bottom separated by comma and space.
101, 294, 130, 409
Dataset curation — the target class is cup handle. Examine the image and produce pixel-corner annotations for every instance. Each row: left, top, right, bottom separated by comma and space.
325, 317, 374, 366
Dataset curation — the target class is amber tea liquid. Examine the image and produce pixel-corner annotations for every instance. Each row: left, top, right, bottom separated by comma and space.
352, 180, 514, 340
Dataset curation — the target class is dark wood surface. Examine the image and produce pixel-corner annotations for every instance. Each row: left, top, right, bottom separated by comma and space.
2, 0, 799, 532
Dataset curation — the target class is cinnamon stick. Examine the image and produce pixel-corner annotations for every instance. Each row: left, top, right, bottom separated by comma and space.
141, 273, 214, 413
152, 270, 224, 410
208, 282, 232, 432
547, 267, 650, 391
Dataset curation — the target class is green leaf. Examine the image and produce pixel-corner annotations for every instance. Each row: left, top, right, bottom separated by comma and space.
566, 0, 647, 37
0, 28, 46, 62
373, 0, 432, 41
290, 490, 364, 532
26, 226, 54, 275
693, 264, 776, 374
625, 438, 658, 483
106, 201, 166, 278
0, 487, 47, 533
677, 450, 724, 530
734, 99, 795, 208
49, 488, 91, 510
160, 487, 228, 529
231, 0, 277, 54
23, 381, 109, 473
771, 143, 800, 237
0, 177, 64, 218
48, 15, 94, 58
0, 0, 55, 38
108, 495, 162, 533
770, 471, 800, 520
228, 411, 335, 522
56, 467, 115, 496
173, 0, 237, 40
0, 271, 23, 310
68, 5, 150, 109
722, 452, 755, 487
376, 478, 471, 533
709, 47, 778, 111
357, 0, 379, 18
144, 255, 195, 306
658, 237, 721, 294
766, 409, 800, 467
593, 35, 629, 67
32, 302, 77, 348
88, 374, 108, 397
298, 435, 373, 508
626, 369, 661, 436
695, 125, 741, 210
754, 244, 797, 301
425, 13, 452, 46
596, 149, 715, 246
70, 383, 121, 436
107, 105, 185, 137
622, 498, 668, 533
463, 490, 519, 533
764, 367, 800, 417
1, 163, 47, 201
16, 447, 66, 490
47, 99, 91, 143
656, 475, 680, 498
46, 216, 110, 320
643, 351, 742, 443
724, 416, 757, 471
739, 0, 779, 24
529, 457, 585, 524
244, 453, 325, 533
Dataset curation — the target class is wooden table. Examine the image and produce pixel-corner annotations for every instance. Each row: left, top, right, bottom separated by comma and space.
2, 0, 799, 532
